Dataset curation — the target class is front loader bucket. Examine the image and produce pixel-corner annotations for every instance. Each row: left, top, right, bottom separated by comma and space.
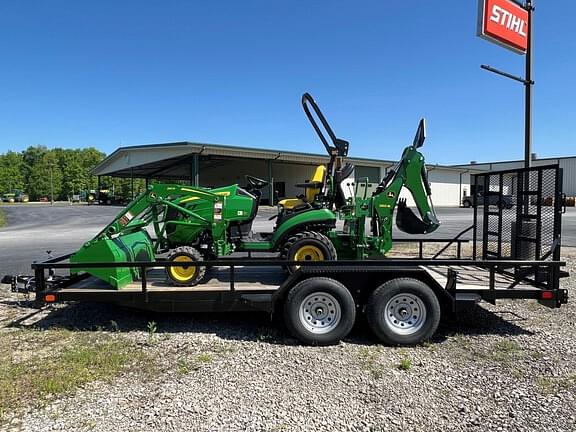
70, 230, 155, 289
396, 200, 439, 235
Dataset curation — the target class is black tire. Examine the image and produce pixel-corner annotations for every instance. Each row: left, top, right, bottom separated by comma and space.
366, 278, 441, 346
281, 231, 337, 274
166, 246, 206, 286
283, 277, 356, 346
462, 200, 472, 208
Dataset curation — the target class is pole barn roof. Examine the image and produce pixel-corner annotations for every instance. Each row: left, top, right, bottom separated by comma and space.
92, 141, 475, 179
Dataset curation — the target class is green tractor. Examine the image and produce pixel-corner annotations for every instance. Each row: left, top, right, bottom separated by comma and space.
71, 93, 440, 289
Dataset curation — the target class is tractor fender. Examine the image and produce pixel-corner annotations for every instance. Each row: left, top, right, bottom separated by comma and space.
270, 208, 336, 250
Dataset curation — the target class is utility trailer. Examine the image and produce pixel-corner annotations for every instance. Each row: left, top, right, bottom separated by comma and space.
4, 164, 570, 346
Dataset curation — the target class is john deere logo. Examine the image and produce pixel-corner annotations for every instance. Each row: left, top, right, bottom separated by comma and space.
387, 191, 396, 198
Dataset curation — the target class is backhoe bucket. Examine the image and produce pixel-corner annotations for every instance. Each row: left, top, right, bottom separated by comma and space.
70, 229, 155, 289
396, 200, 439, 235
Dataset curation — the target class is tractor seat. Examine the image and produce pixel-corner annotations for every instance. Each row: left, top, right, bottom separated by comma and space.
278, 165, 326, 210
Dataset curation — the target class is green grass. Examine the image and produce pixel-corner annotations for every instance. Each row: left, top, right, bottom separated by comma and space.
536, 375, 576, 395
358, 347, 384, 379
175, 342, 236, 376
146, 321, 158, 345
196, 353, 212, 363
397, 358, 412, 371
176, 359, 192, 375
175, 353, 214, 376
0, 329, 149, 423
451, 336, 525, 366
0, 208, 6, 228
484, 340, 522, 364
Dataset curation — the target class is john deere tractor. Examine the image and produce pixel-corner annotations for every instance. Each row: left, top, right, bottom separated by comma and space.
70, 93, 440, 289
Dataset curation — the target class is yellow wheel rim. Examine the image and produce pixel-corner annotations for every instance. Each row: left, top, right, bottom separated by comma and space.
169, 255, 197, 282
294, 245, 324, 262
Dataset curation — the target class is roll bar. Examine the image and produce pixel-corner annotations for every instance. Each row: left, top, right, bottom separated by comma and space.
301, 93, 349, 157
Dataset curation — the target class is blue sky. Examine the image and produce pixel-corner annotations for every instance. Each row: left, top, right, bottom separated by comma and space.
0, 1, 574, 164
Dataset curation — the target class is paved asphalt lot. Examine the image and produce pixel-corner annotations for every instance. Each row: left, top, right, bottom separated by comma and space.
0, 204, 575, 276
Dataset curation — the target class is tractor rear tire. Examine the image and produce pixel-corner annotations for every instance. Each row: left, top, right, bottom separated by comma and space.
282, 231, 337, 274
166, 246, 206, 287
283, 277, 355, 346
366, 278, 441, 346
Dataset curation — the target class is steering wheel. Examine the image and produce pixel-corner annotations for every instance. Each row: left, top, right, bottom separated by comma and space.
245, 175, 269, 190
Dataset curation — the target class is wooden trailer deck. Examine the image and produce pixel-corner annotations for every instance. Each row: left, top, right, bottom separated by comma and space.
422, 265, 537, 291
57, 266, 285, 293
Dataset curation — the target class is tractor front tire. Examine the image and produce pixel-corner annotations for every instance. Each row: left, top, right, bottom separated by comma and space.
282, 231, 337, 274
166, 246, 205, 287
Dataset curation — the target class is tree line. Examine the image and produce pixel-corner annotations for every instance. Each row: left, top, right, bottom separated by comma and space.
0, 146, 145, 201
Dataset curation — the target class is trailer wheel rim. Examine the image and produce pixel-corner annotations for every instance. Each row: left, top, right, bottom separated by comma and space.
169, 255, 197, 282
298, 292, 341, 334
383, 293, 426, 335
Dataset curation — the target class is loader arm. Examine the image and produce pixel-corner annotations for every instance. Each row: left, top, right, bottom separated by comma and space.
71, 183, 223, 289
91, 184, 218, 246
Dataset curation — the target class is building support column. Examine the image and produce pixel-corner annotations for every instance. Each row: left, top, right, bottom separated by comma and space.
131, 168, 134, 200
459, 172, 463, 207
267, 160, 274, 205
190, 154, 200, 186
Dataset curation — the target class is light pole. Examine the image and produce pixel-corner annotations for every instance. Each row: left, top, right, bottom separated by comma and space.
524, 0, 533, 169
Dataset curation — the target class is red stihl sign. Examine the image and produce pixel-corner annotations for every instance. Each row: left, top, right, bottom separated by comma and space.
477, 0, 529, 54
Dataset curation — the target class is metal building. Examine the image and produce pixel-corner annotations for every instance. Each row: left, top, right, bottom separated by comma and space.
453, 156, 576, 196
91, 141, 476, 206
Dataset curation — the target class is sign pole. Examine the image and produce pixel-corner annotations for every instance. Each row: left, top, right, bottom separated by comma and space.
478, 0, 534, 167
524, 0, 533, 168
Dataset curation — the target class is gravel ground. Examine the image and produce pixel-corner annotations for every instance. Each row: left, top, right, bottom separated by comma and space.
0, 250, 574, 432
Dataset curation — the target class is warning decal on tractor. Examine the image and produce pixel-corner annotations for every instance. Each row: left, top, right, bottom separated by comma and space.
119, 211, 134, 226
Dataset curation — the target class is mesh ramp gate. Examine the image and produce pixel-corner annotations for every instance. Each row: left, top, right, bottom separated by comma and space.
472, 164, 563, 287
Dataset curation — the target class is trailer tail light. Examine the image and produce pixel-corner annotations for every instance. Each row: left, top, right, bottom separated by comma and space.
44, 294, 56, 303
540, 291, 553, 300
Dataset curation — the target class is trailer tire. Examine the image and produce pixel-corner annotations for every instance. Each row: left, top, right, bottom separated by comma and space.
166, 246, 205, 287
366, 278, 440, 346
282, 231, 337, 274
283, 277, 355, 346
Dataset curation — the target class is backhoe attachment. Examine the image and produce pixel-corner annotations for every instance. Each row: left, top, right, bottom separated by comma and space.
396, 198, 439, 234
393, 119, 440, 235
370, 118, 440, 254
